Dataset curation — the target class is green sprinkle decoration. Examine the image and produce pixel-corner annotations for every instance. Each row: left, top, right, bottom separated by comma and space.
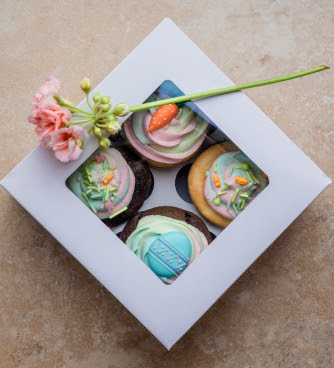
242, 163, 250, 170
231, 188, 240, 203
109, 206, 128, 219
213, 197, 221, 205
105, 187, 110, 201
228, 166, 233, 177
240, 198, 246, 210
87, 185, 98, 191
82, 192, 88, 201
249, 171, 260, 184
83, 180, 91, 186
87, 199, 97, 213
232, 204, 239, 216
245, 171, 253, 183
89, 193, 103, 199
221, 184, 229, 191
100, 169, 112, 178
84, 165, 91, 176
110, 165, 117, 170
103, 160, 108, 170
240, 193, 249, 198
213, 162, 217, 173
217, 190, 227, 195
237, 199, 242, 210
113, 193, 118, 197
109, 186, 119, 193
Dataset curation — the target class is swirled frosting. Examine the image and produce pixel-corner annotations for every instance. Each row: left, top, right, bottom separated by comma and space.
126, 215, 208, 283
124, 94, 209, 164
67, 148, 135, 219
204, 151, 268, 220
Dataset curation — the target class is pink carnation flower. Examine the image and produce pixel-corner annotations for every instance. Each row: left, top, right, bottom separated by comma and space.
33, 76, 60, 106
28, 76, 89, 163
34, 103, 72, 144
41, 125, 88, 163
28, 76, 72, 143
28, 76, 62, 125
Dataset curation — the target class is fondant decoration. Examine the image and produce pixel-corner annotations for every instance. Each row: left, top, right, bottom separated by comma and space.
147, 103, 179, 132
125, 215, 208, 283
147, 231, 191, 278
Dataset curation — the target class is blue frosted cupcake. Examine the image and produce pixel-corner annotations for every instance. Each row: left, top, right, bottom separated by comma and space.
120, 206, 212, 284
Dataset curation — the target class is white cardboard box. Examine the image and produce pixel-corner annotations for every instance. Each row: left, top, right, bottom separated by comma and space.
1, 19, 331, 349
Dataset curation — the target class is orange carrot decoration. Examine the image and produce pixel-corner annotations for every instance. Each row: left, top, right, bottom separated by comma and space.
147, 103, 179, 132
235, 176, 248, 186
213, 174, 221, 187
103, 173, 114, 185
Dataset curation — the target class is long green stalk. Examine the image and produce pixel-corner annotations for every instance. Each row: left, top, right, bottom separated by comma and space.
129, 65, 328, 112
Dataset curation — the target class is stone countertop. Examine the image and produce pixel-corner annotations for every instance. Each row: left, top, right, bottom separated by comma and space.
0, 1, 333, 367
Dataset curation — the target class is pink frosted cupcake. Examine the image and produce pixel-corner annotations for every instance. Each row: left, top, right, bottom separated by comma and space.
124, 102, 209, 167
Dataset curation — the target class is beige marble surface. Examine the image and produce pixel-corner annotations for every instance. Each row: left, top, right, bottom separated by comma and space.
0, 0, 333, 367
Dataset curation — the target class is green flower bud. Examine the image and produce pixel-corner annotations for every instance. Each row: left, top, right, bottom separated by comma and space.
80, 77, 92, 94
106, 114, 117, 122
101, 96, 110, 104
102, 104, 111, 112
106, 121, 121, 134
75, 139, 84, 149
54, 95, 65, 106
93, 92, 101, 104
93, 126, 102, 137
63, 99, 73, 106
98, 137, 111, 150
112, 103, 130, 117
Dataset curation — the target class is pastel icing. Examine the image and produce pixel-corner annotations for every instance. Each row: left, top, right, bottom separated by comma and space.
204, 151, 268, 220
126, 215, 208, 283
124, 94, 209, 164
67, 148, 135, 219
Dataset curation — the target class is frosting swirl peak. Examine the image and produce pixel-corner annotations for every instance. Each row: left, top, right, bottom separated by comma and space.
124, 94, 209, 164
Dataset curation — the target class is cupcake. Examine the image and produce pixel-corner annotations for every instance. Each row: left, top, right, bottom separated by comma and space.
120, 206, 212, 284
188, 142, 268, 227
123, 93, 209, 167
66, 144, 152, 227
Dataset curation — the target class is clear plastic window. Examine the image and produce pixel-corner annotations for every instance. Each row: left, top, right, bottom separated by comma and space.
66, 80, 269, 284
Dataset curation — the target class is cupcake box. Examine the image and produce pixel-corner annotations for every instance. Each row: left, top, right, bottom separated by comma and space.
1, 19, 331, 349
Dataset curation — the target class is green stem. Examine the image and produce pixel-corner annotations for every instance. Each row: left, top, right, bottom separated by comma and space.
69, 118, 92, 125
129, 65, 329, 112
72, 113, 92, 118
81, 120, 94, 128
95, 122, 107, 128
86, 94, 94, 111
64, 103, 94, 116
